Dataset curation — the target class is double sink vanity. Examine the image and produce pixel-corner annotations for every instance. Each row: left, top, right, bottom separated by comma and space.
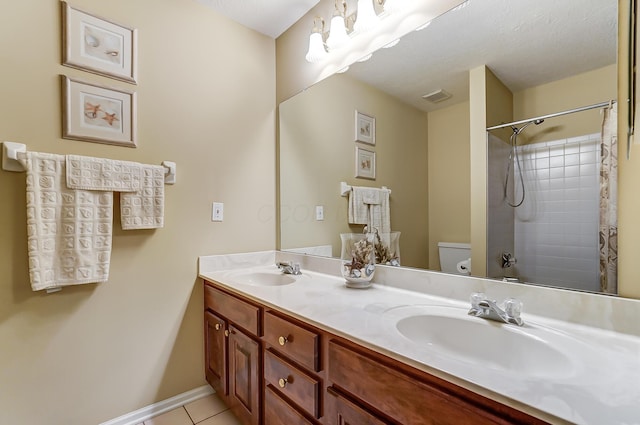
198, 251, 640, 425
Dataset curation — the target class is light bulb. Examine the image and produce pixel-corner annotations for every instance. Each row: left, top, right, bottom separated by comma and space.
383, 0, 402, 13
305, 32, 327, 63
354, 0, 380, 33
327, 15, 350, 50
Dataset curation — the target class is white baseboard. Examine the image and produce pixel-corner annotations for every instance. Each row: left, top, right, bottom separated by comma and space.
99, 385, 215, 425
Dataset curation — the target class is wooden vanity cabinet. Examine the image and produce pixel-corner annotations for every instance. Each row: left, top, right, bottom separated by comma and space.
204, 282, 262, 425
262, 310, 323, 424
203, 280, 548, 425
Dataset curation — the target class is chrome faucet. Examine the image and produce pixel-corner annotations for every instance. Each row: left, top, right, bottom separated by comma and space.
276, 261, 301, 275
468, 293, 524, 326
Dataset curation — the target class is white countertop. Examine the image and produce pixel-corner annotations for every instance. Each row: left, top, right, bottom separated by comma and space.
198, 251, 640, 425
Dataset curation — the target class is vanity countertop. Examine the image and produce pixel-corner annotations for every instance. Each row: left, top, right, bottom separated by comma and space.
198, 252, 640, 425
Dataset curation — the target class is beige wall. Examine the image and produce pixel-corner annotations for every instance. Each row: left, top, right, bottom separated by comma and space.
279, 73, 429, 268
469, 66, 490, 277
514, 64, 617, 144
617, 0, 640, 298
427, 101, 470, 269
0, 1, 275, 423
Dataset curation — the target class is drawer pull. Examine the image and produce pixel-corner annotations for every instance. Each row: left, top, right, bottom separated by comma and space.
224, 330, 230, 337
278, 377, 290, 388
278, 336, 289, 346
214, 323, 222, 331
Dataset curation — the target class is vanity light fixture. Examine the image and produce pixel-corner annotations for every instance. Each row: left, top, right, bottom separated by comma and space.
305, 0, 403, 63
382, 0, 402, 14
353, 0, 380, 33
326, 0, 350, 50
305, 17, 328, 63
382, 38, 400, 48
415, 21, 432, 31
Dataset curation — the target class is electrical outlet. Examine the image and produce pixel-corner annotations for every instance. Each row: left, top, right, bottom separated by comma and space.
212, 202, 224, 222
315, 205, 324, 221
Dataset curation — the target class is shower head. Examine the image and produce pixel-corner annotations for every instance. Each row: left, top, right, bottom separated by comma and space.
513, 118, 545, 135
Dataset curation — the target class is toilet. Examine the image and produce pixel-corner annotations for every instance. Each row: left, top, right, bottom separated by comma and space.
438, 242, 471, 275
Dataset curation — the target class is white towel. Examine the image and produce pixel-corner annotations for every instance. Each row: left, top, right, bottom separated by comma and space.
64, 155, 165, 230
348, 187, 370, 225
348, 186, 390, 234
120, 165, 165, 230
18, 152, 113, 291
66, 154, 142, 192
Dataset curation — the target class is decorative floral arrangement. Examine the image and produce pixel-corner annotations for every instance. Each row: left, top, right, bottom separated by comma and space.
373, 231, 400, 266
342, 236, 375, 281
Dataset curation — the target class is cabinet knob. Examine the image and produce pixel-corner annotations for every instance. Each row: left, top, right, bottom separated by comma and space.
214, 323, 222, 331
224, 330, 230, 337
278, 336, 288, 346
278, 377, 290, 388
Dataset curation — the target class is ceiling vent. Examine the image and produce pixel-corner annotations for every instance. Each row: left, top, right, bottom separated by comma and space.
422, 89, 452, 103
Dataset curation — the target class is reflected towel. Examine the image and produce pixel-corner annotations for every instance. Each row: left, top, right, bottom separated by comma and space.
18, 152, 113, 291
121, 165, 165, 230
348, 186, 390, 233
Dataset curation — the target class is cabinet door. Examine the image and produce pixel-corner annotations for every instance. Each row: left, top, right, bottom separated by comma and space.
229, 325, 261, 425
326, 387, 389, 425
205, 311, 227, 396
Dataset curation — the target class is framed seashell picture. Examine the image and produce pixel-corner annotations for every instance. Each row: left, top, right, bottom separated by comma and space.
61, 1, 138, 84
61, 76, 137, 147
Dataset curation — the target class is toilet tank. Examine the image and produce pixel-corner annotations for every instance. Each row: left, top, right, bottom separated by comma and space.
438, 242, 471, 275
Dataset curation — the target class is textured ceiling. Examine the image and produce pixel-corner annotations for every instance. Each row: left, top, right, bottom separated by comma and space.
198, 0, 617, 112
195, 0, 320, 38
345, 0, 617, 112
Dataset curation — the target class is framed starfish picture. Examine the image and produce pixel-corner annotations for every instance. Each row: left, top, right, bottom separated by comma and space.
62, 76, 137, 147
62, 1, 137, 84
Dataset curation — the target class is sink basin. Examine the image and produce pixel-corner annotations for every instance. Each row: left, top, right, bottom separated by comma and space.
224, 269, 298, 286
392, 306, 581, 378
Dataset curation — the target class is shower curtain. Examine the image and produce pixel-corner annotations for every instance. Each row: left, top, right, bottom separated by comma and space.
599, 102, 618, 294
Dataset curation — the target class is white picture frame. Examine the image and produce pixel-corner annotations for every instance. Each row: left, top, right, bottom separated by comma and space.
355, 147, 376, 180
355, 110, 375, 145
62, 76, 137, 147
62, 1, 138, 84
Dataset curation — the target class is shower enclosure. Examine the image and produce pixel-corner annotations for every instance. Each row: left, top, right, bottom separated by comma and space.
486, 102, 617, 294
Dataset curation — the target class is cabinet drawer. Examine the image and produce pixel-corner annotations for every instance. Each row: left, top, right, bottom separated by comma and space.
264, 311, 320, 371
204, 282, 260, 335
329, 340, 521, 425
264, 349, 320, 419
265, 384, 315, 425
326, 387, 390, 425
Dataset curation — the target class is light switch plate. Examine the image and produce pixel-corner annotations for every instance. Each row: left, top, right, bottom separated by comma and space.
212, 202, 224, 222
315, 205, 324, 221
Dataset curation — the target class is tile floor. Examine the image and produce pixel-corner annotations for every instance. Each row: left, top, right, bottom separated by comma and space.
138, 394, 241, 425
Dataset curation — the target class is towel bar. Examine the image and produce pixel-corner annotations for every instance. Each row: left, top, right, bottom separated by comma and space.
1, 141, 176, 185
340, 181, 390, 197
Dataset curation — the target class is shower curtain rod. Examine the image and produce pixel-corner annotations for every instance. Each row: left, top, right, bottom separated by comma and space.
486, 100, 613, 131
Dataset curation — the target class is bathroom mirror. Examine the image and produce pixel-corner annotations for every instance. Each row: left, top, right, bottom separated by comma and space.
279, 0, 618, 294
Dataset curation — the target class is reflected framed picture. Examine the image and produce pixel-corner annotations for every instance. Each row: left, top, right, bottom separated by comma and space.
62, 76, 137, 147
355, 110, 375, 145
355, 147, 376, 180
62, 1, 138, 84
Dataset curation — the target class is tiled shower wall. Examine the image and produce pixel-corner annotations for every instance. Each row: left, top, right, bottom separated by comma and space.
513, 133, 601, 292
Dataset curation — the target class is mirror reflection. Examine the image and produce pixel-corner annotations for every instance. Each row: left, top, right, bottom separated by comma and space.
279, 0, 618, 294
